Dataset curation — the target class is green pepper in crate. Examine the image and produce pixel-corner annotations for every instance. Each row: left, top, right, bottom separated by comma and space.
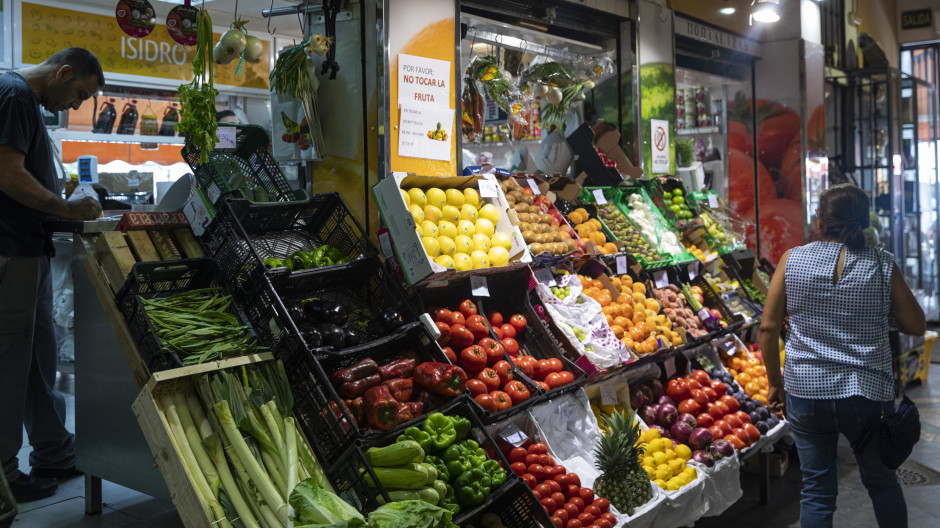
458, 440, 486, 468
397, 426, 433, 455
442, 444, 472, 478
451, 416, 472, 440
454, 468, 492, 507
422, 413, 457, 451
480, 459, 507, 487
262, 257, 284, 268
440, 484, 461, 514
424, 455, 449, 482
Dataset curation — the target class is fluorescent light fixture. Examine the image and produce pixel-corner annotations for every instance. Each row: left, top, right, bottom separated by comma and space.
719, 7, 736, 15
751, 0, 781, 23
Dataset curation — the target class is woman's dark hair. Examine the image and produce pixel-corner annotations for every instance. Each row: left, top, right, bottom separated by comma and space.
817, 184, 870, 250
216, 109, 237, 121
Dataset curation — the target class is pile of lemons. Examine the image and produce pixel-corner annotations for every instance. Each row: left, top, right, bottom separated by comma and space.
402, 187, 512, 270
637, 428, 698, 491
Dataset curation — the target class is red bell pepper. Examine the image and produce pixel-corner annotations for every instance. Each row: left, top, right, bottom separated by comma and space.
413, 362, 468, 398
337, 373, 381, 399
414, 388, 447, 413
383, 378, 414, 402
405, 401, 424, 417
378, 358, 416, 380
396, 402, 415, 423
343, 397, 364, 424
330, 358, 379, 386
363, 384, 402, 431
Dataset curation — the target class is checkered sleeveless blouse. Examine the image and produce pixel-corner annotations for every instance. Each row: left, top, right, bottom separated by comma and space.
783, 241, 894, 401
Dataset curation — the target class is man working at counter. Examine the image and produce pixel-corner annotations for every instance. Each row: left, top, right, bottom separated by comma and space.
0, 47, 104, 502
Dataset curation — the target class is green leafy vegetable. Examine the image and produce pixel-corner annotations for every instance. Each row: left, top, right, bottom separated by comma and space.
366, 500, 457, 528
289, 479, 364, 526
176, 8, 219, 165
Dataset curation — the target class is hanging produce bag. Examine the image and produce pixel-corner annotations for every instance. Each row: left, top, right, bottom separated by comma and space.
272, 90, 321, 163
271, 43, 326, 162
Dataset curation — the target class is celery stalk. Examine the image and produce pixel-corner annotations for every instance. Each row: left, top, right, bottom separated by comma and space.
285, 417, 298, 521
174, 392, 220, 497
294, 426, 332, 493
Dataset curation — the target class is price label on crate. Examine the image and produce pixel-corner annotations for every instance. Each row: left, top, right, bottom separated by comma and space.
593, 189, 608, 205
688, 261, 699, 280
526, 178, 541, 195
478, 179, 500, 198
534, 267, 557, 287
663, 356, 678, 379
654, 270, 669, 289
715, 335, 738, 356
379, 232, 394, 260
600, 384, 619, 406
708, 194, 719, 209
216, 127, 237, 149
470, 275, 490, 297
616, 255, 628, 275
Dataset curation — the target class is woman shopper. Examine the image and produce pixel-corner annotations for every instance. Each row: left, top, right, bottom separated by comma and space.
759, 183, 925, 528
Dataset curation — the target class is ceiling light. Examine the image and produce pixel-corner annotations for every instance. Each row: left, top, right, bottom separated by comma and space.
719, 7, 736, 15
751, 0, 781, 23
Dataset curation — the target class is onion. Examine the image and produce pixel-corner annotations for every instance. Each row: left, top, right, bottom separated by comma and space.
639, 405, 657, 425
630, 386, 649, 410
648, 424, 667, 437
708, 443, 724, 460
657, 403, 678, 428
213, 43, 236, 65
670, 421, 693, 444
678, 413, 697, 429
688, 427, 713, 451
546, 87, 563, 105
243, 35, 264, 63
657, 395, 676, 407
583, 80, 595, 90
692, 450, 715, 467
220, 28, 247, 56
532, 83, 549, 98
648, 379, 664, 400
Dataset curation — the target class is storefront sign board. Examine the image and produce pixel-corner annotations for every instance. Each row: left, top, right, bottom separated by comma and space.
675, 15, 761, 58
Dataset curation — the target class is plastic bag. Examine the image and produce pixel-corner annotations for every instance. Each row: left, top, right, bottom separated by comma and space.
690, 453, 742, 517
467, 56, 531, 127
534, 129, 574, 174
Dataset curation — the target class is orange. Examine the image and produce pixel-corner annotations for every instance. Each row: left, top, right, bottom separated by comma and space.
622, 337, 635, 348
617, 293, 632, 305
610, 324, 625, 338
603, 242, 618, 254
610, 276, 621, 290
605, 314, 613, 325
613, 316, 630, 328
590, 231, 607, 246
633, 282, 647, 294
597, 292, 612, 307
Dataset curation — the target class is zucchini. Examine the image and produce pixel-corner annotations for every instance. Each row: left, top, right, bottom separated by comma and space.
416, 462, 437, 483
365, 440, 425, 467
431, 479, 447, 499
377, 489, 421, 504
417, 486, 440, 505
364, 464, 428, 489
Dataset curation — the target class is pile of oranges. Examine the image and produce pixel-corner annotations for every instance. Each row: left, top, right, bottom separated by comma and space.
722, 351, 770, 406
567, 208, 619, 255
577, 274, 684, 355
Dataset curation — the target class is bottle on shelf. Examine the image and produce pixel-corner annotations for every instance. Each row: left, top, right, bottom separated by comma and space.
92, 98, 117, 134
159, 103, 179, 136
117, 100, 139, 135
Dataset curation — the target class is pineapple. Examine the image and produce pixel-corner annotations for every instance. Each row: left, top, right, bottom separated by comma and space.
592, 409, 652, 516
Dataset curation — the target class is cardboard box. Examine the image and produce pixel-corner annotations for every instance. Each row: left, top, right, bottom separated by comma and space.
546, 172, 588, 204
371, 172, 528, 286
567, 121, 645, 187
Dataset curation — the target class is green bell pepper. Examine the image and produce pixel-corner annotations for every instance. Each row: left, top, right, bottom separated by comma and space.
459, 439, 486, 469
325, 246, 344, 262
451, 416, 472, 440
424, 455, 449, 483
289, 250, 313, 270
440, 484, 460, 514
397, 426, 433, 455
481, 459, 507, 487
422, 413, 457, 452
262, 257, 284, 268
441, 444, 471, 479
453, 468, 492, 507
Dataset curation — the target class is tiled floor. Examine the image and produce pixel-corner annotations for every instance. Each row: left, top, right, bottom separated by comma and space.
7, 360, 940, 527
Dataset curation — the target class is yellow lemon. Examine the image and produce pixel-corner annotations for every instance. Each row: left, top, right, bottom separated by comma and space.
460, 204, 478, 222
434, 255, 455, 268
666, 478, 681, 491
441, 205, 461, 224
454, 235, 473, 254
488, 246, 510, 267
457, 220, 476, 237
400, 189, 411, 207
424, 205, 443, 223
475, 218, 496, 237
464, 187, 481, 208
683, 466, 697, 478
478, 203, 499, 224
453, 253, 473, 271
425, 188, 446, 209
490, 232, 512, 251
415, 226, 423, 237
438, 221, 458, 239
471, 234, 490, 252
653, 466, 671, 481
421, 237, 440, 257
654, 479, 667, 490
645, 427, 661, 440
674, 444, 692, 461
408, 204, 425, 225
437, 236, 456, 256
668, 458, 685, 474
643, 455, 656, 468
407, 188, 427, 208
644, 466, 656, 478
664, 449, 677, 462
470, 250, 489, 269
652, 451, 667, 466
445, 188, 465, 207
646, 440, 664, 455
420, 220, 439, 238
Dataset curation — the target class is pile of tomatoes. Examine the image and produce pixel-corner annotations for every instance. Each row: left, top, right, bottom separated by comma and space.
507, 442, 615, 528
667, 370, 762, 450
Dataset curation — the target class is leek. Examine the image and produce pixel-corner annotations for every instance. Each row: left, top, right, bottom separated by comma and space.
174, 392, 220, 497
285, 416, 298, 520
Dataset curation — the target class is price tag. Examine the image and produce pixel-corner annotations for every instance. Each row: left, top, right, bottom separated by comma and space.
478, 179, 499, 198
378, 232, 394, 260
688, 261, 699, 280
654, 270, 669, 289
616, 255, 628, 275
534, 268, 557, 287
526, 178, 541, 195
600, 385, 618, 406
708, 194, 719, 209
216, 126, 237, 149
470, 275, 490, 297
593, 189, 608, 205
715, 336, 737, 356
663, 356, 677, 379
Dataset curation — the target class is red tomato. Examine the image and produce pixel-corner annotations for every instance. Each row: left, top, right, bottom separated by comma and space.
435, 322, 451, 346
778, 138, 803, 201
449, 324, 474, 348
466, 379, 489, 397
441, 346, 457, 363
577, 513, 595, 526
510, 314, 527, 332
509, 447, 528, 463
579, 488, 595, 504
708, 425, 724, 442
744, 423, 762, 442
500, 323, 517, 339
715, 419, 733, 437
551, 491, 566, 506
678, 398, 701, 416
466, 314, 490, 341
478, 337, 505, 364
459, 299, 478, 318
745, 199, 804, 267
475, 367, 500, 392
548, 481, 562, 494
710, 379, 728, 397
566, 484, 581, 499
666, 379, 690, 402
566, 473, 581, 488
548, 358, 563, 372
715, 400, 730, 415
535, 483, 552, 497
733, 427, 751, 446
502, 337, 520, 356
505, 380, 531, 404
724, 414, 743, 429
696, 412, 715, 429
735, 410, 752, 424
558, 371, 575, 384
514, 356, 535, 379
433, 308, 453, 324
459, 345, 487, 373
690, 369, 711, 385
493, 326, 504, 340
685, 379, 703, 391
568, 497, 585, 512
593, 497, 610, 513
491, 390, 512, 412
563, 503, 580, 519
707, 403, 725, 420
536, 359, 554, 380
553, 465, 567, 477
526, 453, 540, 465
533, 490, 541, 501
757, 107, 800, 170
565, 520, 582, 528
554, 473, 570, 488
595, 520, 612, 528
725, 434, 746, 450
545, 372, 566, 389
600, 512, 617, 524
452, 311, 466, 326
487, 310, 504, 327
539, 454, 554, 467
551, 516, 564, 528
538, 381, 551, 391
493, 360, 514, 385
522, 472, 537, 489
728, 119, 753, 157
719, 395, 740, 413
553, 509, 569, 524
728, 148, 776, 218
510, 462, 526, 476
529, 442, 548, 455
474, 394, 498, 413
701, 386, 718, 403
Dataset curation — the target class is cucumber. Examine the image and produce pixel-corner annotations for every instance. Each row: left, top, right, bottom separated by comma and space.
417, 486, 441, 505
364, 464, 429, 489
365, 440, 425, 467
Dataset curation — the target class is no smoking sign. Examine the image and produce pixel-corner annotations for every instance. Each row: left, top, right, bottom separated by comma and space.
651, 118, 670, 173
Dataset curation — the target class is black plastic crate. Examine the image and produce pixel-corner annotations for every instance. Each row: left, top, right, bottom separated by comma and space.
322, 442, 390, 513
199, 194, 377, 295
691, 275, 746, 336
114, 258, 255, 373
183, 124, 307, 205
458, 478, 553, 528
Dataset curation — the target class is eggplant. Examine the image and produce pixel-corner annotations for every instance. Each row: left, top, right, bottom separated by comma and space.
301, 326, 324, 348
303, 301, 349, 326
380, 309, 405, 331
315, 323, 346, 348
288, 304, 306, 325
344, 329, 363, 346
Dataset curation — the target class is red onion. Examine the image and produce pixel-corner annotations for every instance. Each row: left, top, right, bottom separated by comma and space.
657, 403, 679, 428
692, 450, 715, 467
677, 413, 697, 429
688, 427, 713, 451
670, 421, 693, 444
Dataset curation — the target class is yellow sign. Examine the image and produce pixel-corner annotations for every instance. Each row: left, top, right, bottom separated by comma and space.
20, 3, 269, 90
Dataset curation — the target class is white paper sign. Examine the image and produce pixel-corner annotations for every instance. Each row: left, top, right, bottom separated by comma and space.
616, 255, 628, 275
651, 118, 670, 173
654, 270, 669, 289
688, 261, 699, 280
379, 232, 394, 260
708, 194, 719, 209
398, 54, 451, 108
663, 356, 677, 378
216, 126, 236, 149
600, 385, 618, 406
478, 179, 499, 198
398, 104, 455, 161
695, 164, 706, 185
526, 178, 541, 195
593, 189, 608, 205
534, 268, 557, 287
470, 275, 490, 297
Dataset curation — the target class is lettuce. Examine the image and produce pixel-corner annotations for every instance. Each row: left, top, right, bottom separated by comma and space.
290, 479, 365, 526
367, 500, 457, 528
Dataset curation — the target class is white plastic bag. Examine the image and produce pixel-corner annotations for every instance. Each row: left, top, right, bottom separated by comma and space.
692, 454, 742, 517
